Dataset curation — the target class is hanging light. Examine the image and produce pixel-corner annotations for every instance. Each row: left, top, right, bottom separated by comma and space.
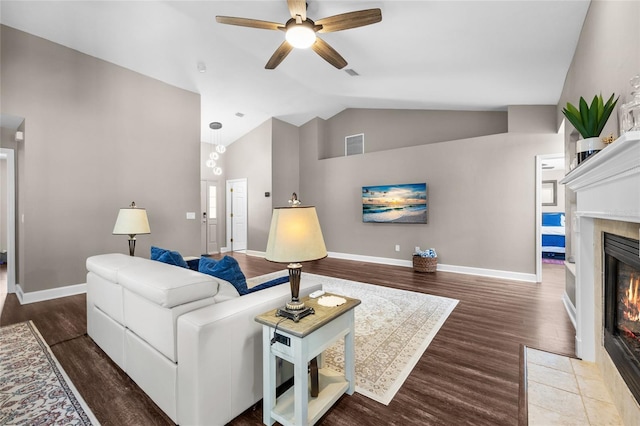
206, 121, 225, 176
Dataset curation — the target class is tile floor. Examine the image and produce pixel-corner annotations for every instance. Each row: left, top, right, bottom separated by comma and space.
527, 348, 623, 425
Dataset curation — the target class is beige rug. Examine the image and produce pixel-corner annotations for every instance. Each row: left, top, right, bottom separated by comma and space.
0, 321, 99, 425
316, 274, 458, 405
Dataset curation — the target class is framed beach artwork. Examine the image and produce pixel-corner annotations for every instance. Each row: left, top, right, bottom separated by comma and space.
362, 183, 428, 223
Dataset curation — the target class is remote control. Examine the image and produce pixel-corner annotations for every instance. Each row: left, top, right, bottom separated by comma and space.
309, 290, 325, 298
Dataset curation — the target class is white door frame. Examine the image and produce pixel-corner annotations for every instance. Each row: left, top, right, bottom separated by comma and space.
226, 178, 247, 252
1, 148, 16, 293
535, 153, 564, 283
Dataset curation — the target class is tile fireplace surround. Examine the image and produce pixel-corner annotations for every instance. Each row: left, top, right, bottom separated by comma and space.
561, 131, 640, 424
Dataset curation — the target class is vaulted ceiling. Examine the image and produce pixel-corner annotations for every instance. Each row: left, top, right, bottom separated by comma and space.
0, 1, 590, 145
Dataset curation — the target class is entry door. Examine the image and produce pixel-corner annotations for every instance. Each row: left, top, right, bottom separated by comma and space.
226, 178, 247, 251
200, 181, 219, 254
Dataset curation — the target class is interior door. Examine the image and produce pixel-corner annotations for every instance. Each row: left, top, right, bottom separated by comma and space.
201, 180, 219, 255
206, 182, 219, 254
226, 178, 247, 251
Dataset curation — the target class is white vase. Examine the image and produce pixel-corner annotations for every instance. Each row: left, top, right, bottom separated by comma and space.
576, 137, 605, 164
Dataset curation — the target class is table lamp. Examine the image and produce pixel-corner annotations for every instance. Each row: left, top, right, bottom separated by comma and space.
265, 205, 327, 322
113, 201, 150, 256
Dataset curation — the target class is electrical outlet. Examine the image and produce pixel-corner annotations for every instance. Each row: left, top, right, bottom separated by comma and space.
274, 333, 290, 346
395, 244, 400, 252
415, 246, 420, 253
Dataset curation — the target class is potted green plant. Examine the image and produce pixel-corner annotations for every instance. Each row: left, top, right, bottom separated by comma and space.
562, 93, 618, 164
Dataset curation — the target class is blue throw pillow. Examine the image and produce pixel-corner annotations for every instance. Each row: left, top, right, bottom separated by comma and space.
199, 255, 248, 295
150, 246, 189, 269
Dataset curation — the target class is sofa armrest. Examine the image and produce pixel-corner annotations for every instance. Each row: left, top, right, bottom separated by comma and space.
176, 278, 322, 426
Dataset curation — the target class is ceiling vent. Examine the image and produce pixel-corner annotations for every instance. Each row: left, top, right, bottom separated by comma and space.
345, 133, 364, 156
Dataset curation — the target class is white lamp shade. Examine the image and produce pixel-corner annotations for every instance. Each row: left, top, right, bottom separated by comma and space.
265, 206, 327, 263
113, 208, 150, 235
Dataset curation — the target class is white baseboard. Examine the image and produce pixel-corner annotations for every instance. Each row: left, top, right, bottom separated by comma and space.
436, 263, 537, 283
245, 250, 265, 258
246, 250, 538, 283
16, 282, 87, 305
562, 291, 577, 329
13, 250, 539, 305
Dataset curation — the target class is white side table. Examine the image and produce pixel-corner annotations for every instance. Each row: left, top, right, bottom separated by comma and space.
256, 294, 360, 426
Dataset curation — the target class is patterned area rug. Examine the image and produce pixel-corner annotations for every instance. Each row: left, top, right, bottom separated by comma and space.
318, 274, 459, 405
0, 321, 99, 425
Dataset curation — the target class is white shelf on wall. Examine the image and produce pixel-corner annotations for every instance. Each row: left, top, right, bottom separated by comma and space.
565, 260, 576, 277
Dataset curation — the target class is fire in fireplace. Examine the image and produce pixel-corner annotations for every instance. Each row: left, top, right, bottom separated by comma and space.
604, 232, 640, 403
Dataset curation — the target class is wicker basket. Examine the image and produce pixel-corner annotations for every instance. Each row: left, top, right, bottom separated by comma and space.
413, 255, 437, 273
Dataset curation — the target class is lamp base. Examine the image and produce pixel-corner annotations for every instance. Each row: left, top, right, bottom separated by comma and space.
286, 299, 306, 310
276, 306, 315, 323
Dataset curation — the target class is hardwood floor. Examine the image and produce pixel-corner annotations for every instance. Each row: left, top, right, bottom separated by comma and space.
0, 255, 573, 425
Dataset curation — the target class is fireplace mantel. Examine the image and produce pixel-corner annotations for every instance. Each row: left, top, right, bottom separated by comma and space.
561, 131, 640, 224
562, 131, 640, 191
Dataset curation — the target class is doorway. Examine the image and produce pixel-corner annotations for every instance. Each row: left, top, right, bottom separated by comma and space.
535, 153, 566, 283
225, 178, 247, 252
0, 148, 16, 297
200, 180, 220, 255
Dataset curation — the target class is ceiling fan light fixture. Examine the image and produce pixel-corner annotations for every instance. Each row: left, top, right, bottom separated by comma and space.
286, 24, 316, 49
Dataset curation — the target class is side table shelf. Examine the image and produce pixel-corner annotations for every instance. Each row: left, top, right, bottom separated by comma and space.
271, 368, 348, 425
256, 293, 360, 426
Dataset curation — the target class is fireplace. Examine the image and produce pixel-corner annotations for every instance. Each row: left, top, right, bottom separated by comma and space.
604, 232, 640, 403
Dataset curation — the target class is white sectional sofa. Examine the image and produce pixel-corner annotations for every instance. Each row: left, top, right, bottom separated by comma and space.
86, 253, 322, 425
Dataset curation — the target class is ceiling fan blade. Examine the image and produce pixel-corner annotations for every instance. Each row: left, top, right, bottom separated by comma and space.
287, 0, 306, 21
316, 9, 382, 33
265, 41, 294, 69
216, 16, 283, 31
311, 37, 347, 69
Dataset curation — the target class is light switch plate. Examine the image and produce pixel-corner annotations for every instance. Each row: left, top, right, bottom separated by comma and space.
186, 212, 196, 220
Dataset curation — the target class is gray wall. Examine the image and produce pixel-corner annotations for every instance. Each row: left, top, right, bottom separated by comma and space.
225, 119, 273, 251
225, 107, 561, 276
1, 25, 201, 292
272, 119, 300, 208
300, 119, 562, 274
557, 0, 640, 308
322, 109, 507, 159
508, 105, 559, 133
558, 1, 640, 135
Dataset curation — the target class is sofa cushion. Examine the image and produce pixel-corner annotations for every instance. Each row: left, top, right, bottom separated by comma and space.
199, 256, 248, 295
119, 259, 220, 308
151, 246, 189, 269
86, 253, 146, 283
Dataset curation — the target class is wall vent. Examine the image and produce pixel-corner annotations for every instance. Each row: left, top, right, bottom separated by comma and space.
345, 133, 364, 156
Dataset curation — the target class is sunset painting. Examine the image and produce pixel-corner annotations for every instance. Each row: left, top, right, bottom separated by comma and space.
362, 183, 427, 223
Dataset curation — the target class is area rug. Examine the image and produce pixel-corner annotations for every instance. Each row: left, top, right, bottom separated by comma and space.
0, 321, 99, 425
315, 274, 459, 405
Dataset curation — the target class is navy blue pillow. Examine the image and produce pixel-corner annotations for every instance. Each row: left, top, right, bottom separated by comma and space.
246, 275, 289, 294
186, 258, 200, 271
150, 246, 189, 269
199, 256, 248, 295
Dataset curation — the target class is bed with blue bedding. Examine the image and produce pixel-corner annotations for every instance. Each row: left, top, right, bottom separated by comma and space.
542, 212, 565, 260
